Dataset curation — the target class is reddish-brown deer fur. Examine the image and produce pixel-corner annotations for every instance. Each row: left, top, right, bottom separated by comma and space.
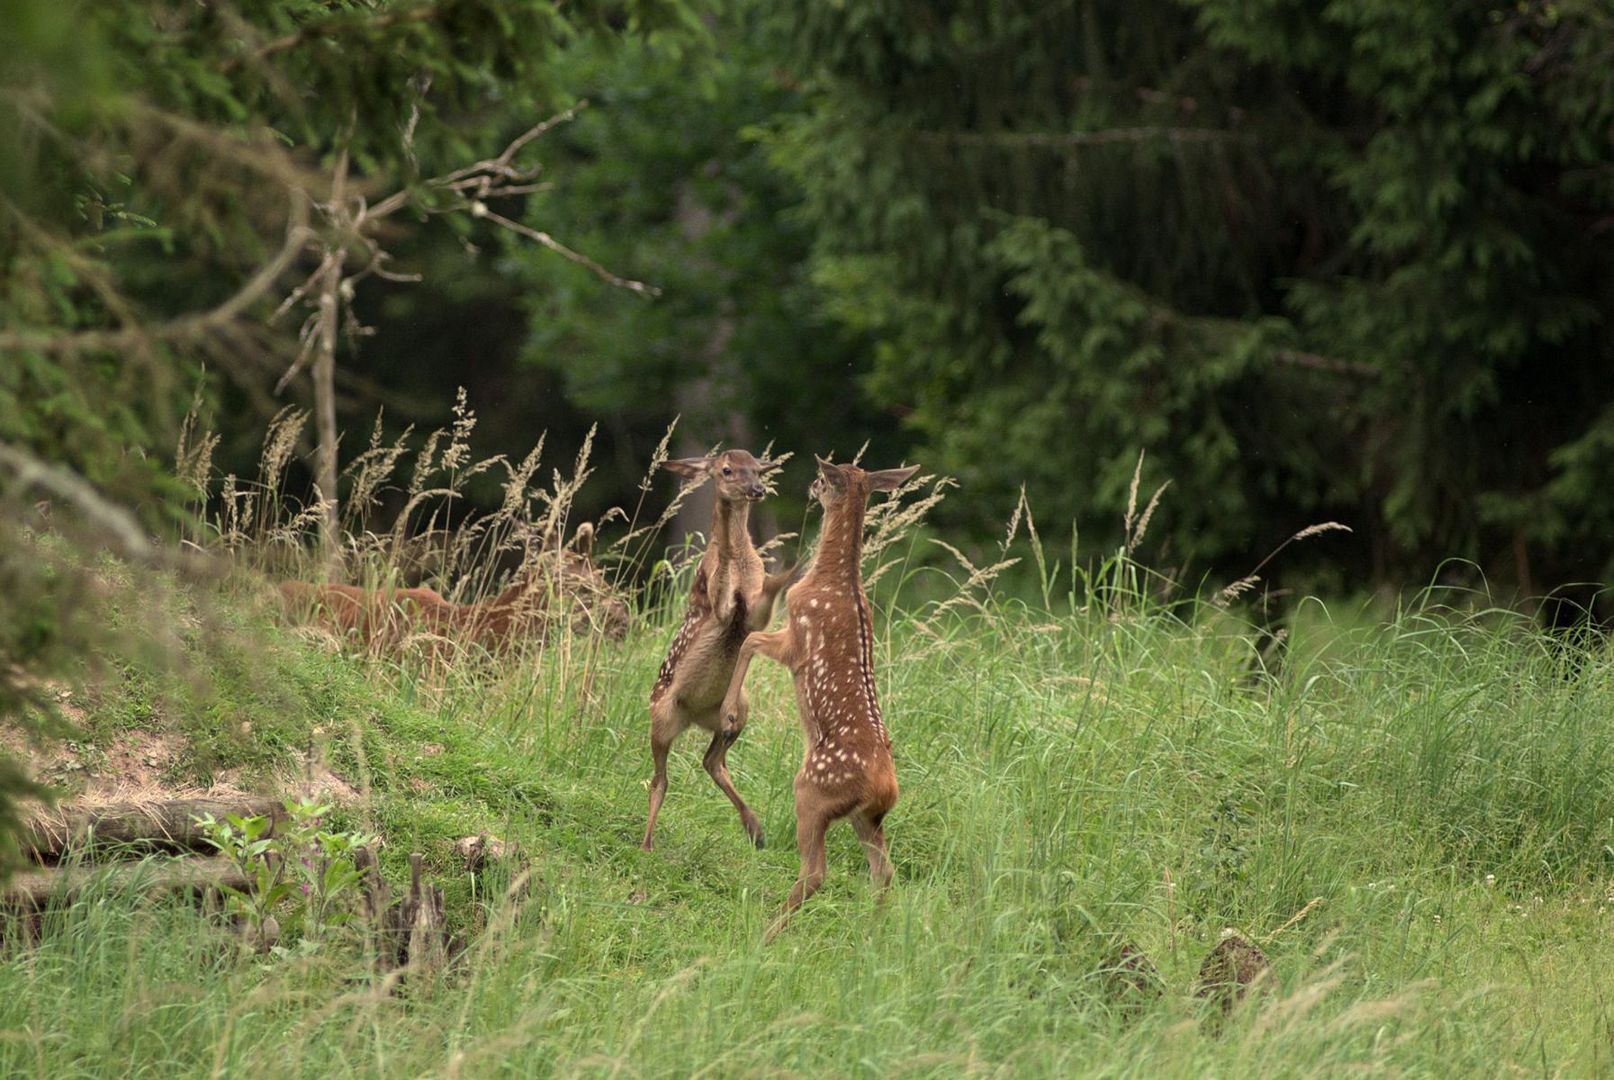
460, 525, 628, 643
279, 525, 627, 652
642, 450, 796, 851
719, 456, 919, 932
278, 579, 453, 646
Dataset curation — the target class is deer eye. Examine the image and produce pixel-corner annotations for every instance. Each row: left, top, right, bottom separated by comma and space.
722, 467, 732, 476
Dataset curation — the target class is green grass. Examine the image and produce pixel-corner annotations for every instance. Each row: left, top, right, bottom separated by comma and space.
7, 578, 1614, 1077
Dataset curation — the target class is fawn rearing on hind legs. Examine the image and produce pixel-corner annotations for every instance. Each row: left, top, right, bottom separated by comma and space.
642, 449, 796, 851
720, 456, 920, 935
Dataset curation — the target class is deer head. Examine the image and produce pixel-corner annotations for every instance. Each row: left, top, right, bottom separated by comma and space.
810, 456, 920, 510
665, 449, 780, 504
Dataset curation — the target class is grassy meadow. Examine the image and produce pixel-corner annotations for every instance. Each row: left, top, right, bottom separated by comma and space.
6, 425, 1614, 1077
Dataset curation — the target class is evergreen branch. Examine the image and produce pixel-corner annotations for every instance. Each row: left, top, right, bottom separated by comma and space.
0, 192, 147, 340
0, 195, 312, 356
220, 6, 444, 74
912, 127, 1256, 149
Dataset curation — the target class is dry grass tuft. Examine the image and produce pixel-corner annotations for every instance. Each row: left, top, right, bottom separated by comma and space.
181, 394, 637, 674
1213, 522, 1353, 608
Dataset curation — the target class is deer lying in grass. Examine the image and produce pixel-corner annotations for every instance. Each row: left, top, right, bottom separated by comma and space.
719, 456, 919, 933
279, 524, 627, 653
642, 450, 796, 851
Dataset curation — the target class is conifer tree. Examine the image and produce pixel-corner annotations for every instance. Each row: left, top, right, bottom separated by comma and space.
763, 0, 1614, 588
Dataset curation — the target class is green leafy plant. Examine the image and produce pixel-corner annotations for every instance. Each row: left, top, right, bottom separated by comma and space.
196, 798, 375, 953
195, 808, 295, 951
280, 799, 375, 946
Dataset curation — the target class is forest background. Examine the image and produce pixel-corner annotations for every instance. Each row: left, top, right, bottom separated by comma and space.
5, 0, 1614, 600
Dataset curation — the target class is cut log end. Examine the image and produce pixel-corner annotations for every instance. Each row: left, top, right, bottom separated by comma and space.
453, 833, 517, 873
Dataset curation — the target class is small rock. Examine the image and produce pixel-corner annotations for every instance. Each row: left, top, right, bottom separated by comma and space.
454, 834, 513, 873
239, 914, 280, 955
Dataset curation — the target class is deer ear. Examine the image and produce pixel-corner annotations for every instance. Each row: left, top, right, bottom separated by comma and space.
815, 456, 848, 488
570, 522, 595, 557
866, 464, 920, 492
663, 457, 709, 481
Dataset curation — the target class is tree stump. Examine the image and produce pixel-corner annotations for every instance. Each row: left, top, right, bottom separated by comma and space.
1194, 931, 1273, 1026
405, 851, 448, 974
1100, 941, 1164, 1017
355, 846, 456, 976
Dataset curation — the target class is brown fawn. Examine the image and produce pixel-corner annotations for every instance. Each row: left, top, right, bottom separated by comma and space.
279, 524, 627, 652
719, 456, 919, 930
642, 449, 795, 851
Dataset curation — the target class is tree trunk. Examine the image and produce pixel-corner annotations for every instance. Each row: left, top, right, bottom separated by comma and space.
313, 144, 351, 567
670, 179, 778, 546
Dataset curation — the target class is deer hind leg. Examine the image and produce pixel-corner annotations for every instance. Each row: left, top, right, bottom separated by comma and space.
702, 703, 764, 848
767, 780, 832, 940
641, 702, 686, 851
851, 809, 894, 892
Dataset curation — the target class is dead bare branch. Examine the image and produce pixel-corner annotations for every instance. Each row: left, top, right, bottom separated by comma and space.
1272, 349, 1380, 380
480, 207, 659, 297
366, 101, 590, 221
0, 444, 152, 561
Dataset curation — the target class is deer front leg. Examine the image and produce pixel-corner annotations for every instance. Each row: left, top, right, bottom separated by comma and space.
750, 563, 804, 631
851, 810, 893, 891
719, 628, 793, 738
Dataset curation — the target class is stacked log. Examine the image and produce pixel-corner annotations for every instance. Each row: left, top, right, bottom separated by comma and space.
5, 856, 252, 908
21, 797, 285, 863
9, 796, 490, 982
